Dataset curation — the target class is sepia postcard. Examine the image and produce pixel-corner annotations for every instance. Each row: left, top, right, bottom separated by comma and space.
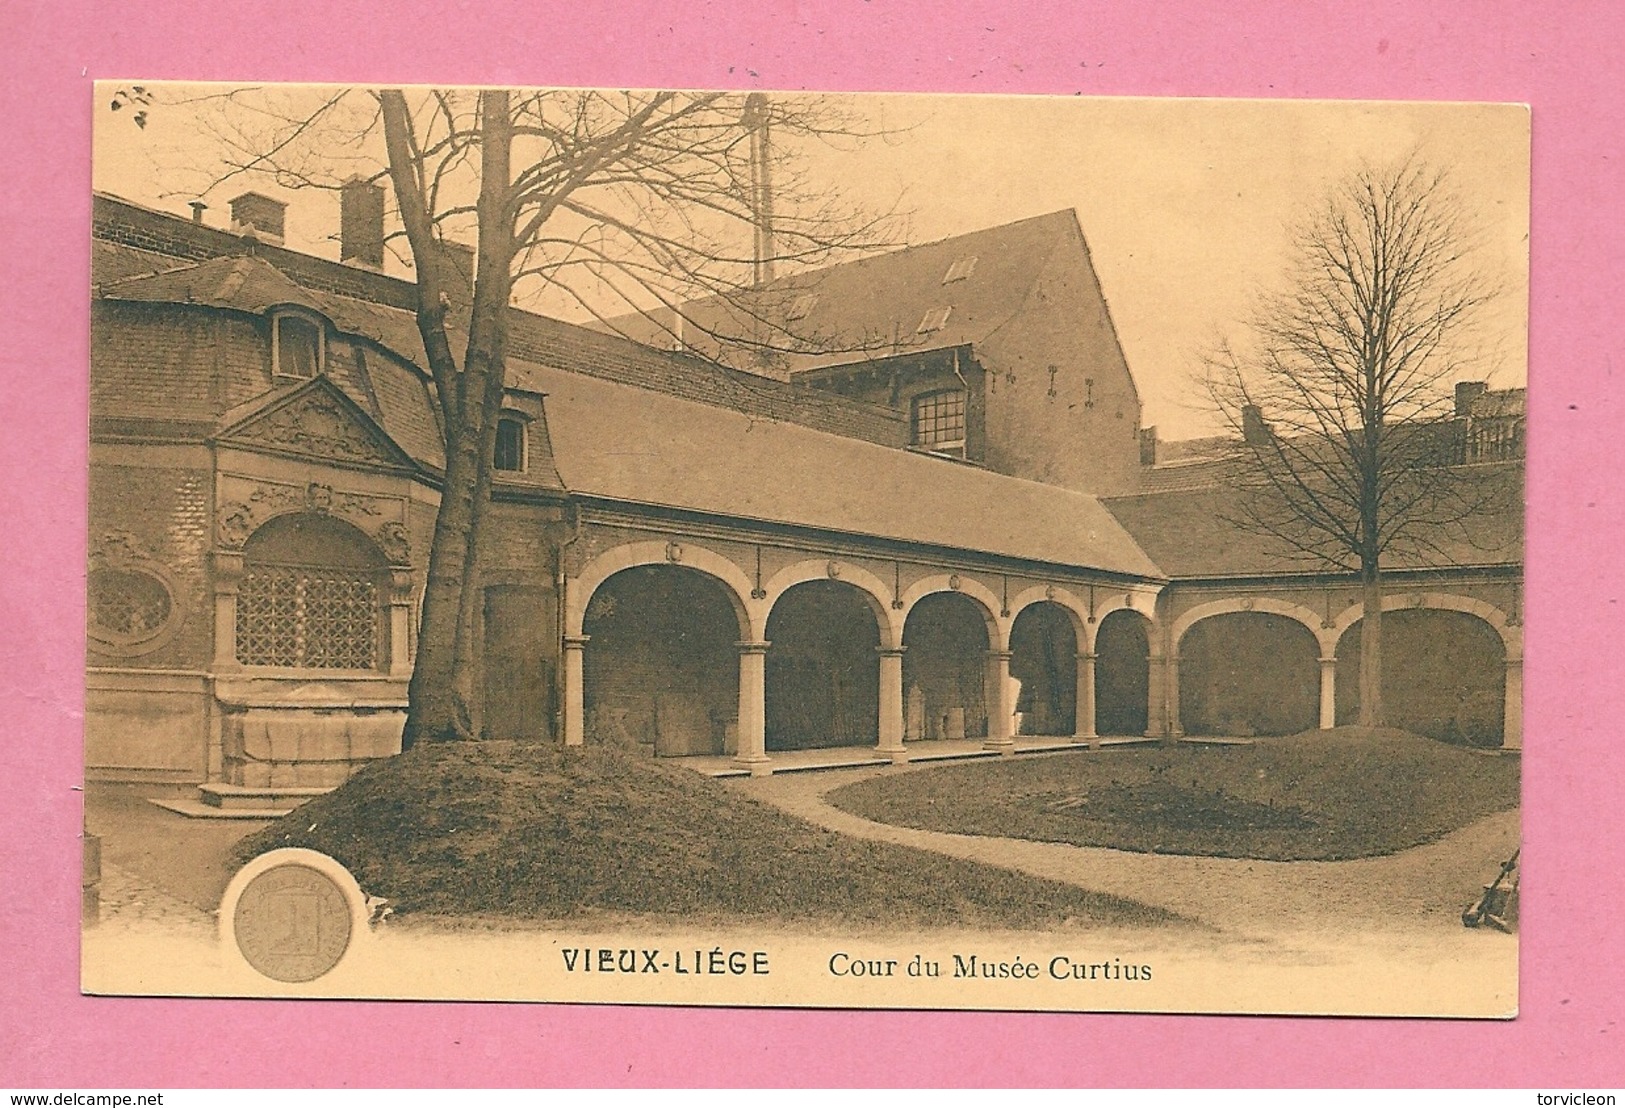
83, 84, 1527, 1016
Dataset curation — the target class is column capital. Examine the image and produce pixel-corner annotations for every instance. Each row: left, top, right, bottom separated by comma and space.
735, 640, 771, 654
985, 649, 1014, 662
563, 634, 591, 649
1076, 652, 1098, 662
876, 645, 907, 658
1318, 654, 1338, 666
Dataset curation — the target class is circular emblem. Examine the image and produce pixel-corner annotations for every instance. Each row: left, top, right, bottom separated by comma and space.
221, 849, 368, 984
232, 863, 353, 982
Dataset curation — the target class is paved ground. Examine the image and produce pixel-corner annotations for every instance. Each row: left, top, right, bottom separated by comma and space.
729, 760, 1520, 942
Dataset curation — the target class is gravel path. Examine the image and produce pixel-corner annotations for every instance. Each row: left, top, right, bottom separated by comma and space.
731, 763, 1520, 941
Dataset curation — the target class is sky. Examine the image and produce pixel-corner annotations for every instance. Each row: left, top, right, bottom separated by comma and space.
93, 86, 1529, 440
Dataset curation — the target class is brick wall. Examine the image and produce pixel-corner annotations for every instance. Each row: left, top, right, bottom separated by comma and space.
88, 464, 214, 669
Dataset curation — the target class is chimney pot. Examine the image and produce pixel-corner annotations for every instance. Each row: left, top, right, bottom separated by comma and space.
1242, 404, 1271, 446
228, 191, 286, 243
1139, 426, 1158, 466
1455, 380, 1489, 417
188, 200, 208, 225
340, 177, 386, 270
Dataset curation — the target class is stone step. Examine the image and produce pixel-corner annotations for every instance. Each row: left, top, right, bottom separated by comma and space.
198, 782, 334, 811
148, 798, 295, 820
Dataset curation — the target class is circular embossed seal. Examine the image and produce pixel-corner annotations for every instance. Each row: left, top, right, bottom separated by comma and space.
220, 849, 369, 983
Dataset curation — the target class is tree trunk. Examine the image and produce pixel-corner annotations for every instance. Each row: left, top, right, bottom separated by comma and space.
1358, 566, 1384, 728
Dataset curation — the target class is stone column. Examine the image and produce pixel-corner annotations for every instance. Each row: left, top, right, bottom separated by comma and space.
562, 634, 588, 747
1074, 651, 1097, 741
876, 646, 907, 763
211, 550, 244, 672
1165, 654, 1183, 738
1318, 654, 1338, 730
1145, 652, 1167, 738
1503, 657, 1523, 751
735, 640, 772, 775
387, 568, 415, 679
984, 649, 1015, 753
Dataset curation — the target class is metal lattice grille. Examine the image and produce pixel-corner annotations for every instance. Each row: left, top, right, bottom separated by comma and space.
237, 566, 379, 669
911, 389, 966, 449
88, 568, 173, 640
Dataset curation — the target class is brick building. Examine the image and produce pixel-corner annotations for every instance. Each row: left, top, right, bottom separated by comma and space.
87, 189, 1524, 804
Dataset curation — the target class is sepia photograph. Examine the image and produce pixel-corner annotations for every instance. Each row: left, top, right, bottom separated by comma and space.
83, 84, 1527, 1016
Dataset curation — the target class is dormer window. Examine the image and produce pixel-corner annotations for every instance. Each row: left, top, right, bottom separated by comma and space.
493, 415, 527, 473
911, 389, 967, 454
273, 312, 324, 379
917, 306, 953, 334
942, 256, 978, 284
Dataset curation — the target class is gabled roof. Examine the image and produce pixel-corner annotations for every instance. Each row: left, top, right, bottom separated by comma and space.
597, 210, 1086, 375
519, 356, 1163, 579
213, 375, 426, 475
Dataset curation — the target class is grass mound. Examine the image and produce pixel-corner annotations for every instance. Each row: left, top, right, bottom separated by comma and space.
234, 740, 1177, 929
828, 727, 1519, 861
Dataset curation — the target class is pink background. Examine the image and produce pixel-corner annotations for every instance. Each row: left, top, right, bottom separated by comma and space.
3, 0, 1621, 1087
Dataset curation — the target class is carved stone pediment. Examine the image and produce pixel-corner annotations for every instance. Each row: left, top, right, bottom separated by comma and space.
220, 381, 412, 469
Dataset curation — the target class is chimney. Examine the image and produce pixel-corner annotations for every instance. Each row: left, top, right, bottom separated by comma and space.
1242, 404, 1271, 446
1139, 426, 1158, 467
1455, 380, 1488, 417
228, 191, 286, 242
340, 177, 386, 270
188, 201, 208, 226
425, 239, 475, 313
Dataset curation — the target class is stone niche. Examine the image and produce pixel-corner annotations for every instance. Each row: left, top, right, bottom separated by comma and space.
218, 682, 405, 788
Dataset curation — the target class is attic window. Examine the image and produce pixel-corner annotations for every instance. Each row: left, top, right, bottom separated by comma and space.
916, 306, 953, 334
942, 256, 978, 284
273, 313, 324, 380
786, 293, 819, 321
493, 416, 527, 473
911, 389, 967, 453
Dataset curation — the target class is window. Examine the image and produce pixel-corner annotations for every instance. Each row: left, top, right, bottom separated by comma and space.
273, 313, 323, 379
911, 389, 967, 452
942, 255, 978, 284
494, 416, 527, 472
916, 306, 953, 334
236, 514, 386, 670
88, 567, 176, 651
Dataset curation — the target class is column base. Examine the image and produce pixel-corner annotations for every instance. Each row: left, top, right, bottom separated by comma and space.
877, 744, 910, 764
983, 736, 1016, 754
1071, 734, 1097, 747
733, 755, 773, 777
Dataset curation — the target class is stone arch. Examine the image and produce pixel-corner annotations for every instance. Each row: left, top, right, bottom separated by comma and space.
1007, 595, 1085, 736
569, 540, 754, 640
1095, 605, 1154, 737
581, 562, 744, 755
1178, 608, 1322, 737
764, 577, 884, 750
899, 573, 1006, 651
1007, 586, 1089, 644
763, 558, 900, 649
1331, 591, 1520, 660
1172, 596, 1333, 658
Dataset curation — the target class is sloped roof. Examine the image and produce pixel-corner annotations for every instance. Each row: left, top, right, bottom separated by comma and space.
102, 253, 334, 317
1104, 463, 1524, 578
515, 357, 1163, 578
598, 210, 1084, 374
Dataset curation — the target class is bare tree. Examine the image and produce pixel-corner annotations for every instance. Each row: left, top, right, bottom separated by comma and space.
1202, 157, 1500, 728
169, 86, 900, 746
